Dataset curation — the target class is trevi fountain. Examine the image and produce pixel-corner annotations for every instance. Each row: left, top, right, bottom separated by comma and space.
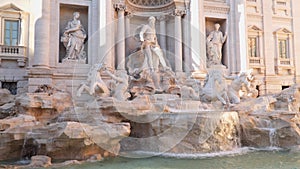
0, 0, 300, 168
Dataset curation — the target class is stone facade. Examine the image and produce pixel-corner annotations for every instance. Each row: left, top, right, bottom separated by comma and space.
0, 0, 299, 95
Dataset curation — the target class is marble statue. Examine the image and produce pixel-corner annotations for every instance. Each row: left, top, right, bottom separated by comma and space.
105, 69, 130, 101
206, 23, 227, 67
127, 16, 172, 92
129, 68, 155, 97
138, 16, 169, 71
181, 78, 201, 100
161, 68, 177, 93
226, 69, 257, 103
77, 64, 109, 97
61, 12, 87, 63
181, 85, 199, 100
200, 69, 229, 105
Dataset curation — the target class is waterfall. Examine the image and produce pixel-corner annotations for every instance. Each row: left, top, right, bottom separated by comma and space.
259, 127, 279, 148
268, 128, 278, 148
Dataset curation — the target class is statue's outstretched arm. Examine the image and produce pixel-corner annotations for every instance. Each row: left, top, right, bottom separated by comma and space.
105, 70, 124, 83
223, 74, 235, 80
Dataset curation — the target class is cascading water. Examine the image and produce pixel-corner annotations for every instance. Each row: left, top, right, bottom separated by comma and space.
120, 110, 241, 157
258, 127, 279, 149
20, 132, 39, 160
268, 128, 278, 148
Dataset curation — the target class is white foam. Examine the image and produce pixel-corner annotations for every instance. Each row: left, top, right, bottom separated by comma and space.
122, 147, 254, 159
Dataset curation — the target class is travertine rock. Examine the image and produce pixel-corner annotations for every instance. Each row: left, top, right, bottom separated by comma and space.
0, 115, 130, 161
121, 111, 240, 154
40, 122, 130, 160
27, 155, 52, 168
0, 89, 15, 106
0, 92, 130, 162
15, 91, 72, 123
0, 102, 16, 119
120, 92, 240, 154
234, 85, 300, 148
239, 112, 300, 148
0, 114, 39, 160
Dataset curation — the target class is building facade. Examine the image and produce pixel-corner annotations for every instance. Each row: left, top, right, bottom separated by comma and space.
0, 0, 299, 96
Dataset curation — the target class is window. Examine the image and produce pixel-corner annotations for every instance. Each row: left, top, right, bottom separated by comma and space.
248, 37, 257, 57
4, 20, 19, 46
278, 39, 287, 58
281, 85, 290, 90
2, 82, 17, 95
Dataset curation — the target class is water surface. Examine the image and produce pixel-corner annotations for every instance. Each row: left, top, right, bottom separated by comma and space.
62, 149, 300, 169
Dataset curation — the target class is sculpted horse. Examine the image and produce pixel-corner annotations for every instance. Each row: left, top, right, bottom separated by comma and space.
200, 69, 229, 105
77, 64, 110, 97
226, 71, 252, 104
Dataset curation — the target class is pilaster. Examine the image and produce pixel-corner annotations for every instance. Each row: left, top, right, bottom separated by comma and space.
33, 0, 50, 68
114, 2, 126, 70
173, 9, 186, 73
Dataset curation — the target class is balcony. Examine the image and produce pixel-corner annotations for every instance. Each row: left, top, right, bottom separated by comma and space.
249, 57, 262, 64
249, 57, 265, 74
0, 45, 27, 67
275, 58, 294, 75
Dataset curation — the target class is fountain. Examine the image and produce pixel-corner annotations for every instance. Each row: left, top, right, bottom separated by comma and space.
0, 11, 300, 169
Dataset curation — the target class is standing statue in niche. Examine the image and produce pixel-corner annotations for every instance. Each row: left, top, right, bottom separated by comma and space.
61, 12, 87, 63
206, 23, 227, 67
138, 16, 169, 71
127, 16, 171, 92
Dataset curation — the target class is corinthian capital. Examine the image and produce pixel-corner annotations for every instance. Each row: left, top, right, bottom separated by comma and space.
114, 0, 126, 11
173, 9, 186, 16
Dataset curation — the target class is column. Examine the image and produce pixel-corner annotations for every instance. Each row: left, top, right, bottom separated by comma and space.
125, 13, 132, 57
114, 3, 126, 70
174, 9, 185, 73
104, 0, 114, 69
258, 32, 263, 59
19, 14, 26, 46
157, 15, 169, 67
158, 16, 167, 53
33, 0, 50, 68
288, 34, 293, 66
183, 7, 191, 74
274, 33, 279, 65
237, 1, 247, 72
191, 0, 206, 75
263, 0, 276, 75
292, 0, 300, 83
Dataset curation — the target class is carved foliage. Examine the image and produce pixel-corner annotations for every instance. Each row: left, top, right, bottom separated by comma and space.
128, 0, 172, 6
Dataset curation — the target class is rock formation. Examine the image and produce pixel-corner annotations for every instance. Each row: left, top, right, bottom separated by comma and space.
0, 85, 130, 162
233, 84, 300, 148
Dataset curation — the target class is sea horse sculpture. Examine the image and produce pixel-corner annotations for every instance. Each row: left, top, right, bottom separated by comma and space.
200, 69, 229, 105
226, 70, 253, 104
77, 64, 109, 97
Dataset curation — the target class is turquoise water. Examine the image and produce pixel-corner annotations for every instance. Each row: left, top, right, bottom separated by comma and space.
61, 149, 300, 169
